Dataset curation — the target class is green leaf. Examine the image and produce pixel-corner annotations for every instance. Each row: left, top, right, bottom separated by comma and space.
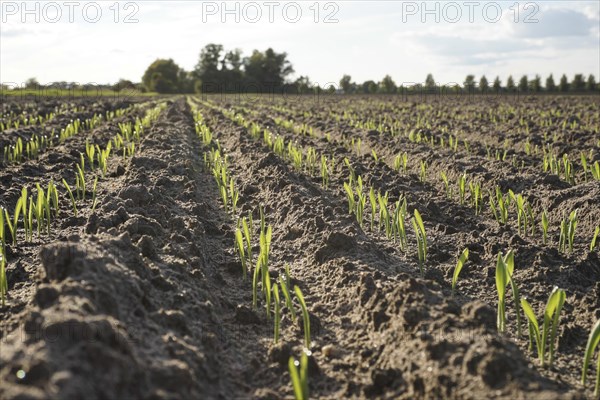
451, 248, 469, 295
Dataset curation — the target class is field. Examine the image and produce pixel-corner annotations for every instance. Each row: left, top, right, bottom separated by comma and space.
0, 94, 599, 399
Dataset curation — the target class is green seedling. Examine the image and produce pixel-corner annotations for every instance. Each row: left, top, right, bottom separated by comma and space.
294, 285, 311, 349
419, 160, 427, 183
559, 209, 578, 253
235, 228, 247, 280
412, 209, 427, 276
495, 250, 522, 335
451, 248, 469, 296
469, 181, 482, 215
288, 350, 310, 400
393, 198, 408, 252
542, 210, 549, 245
279, 274, 296, 322
343, 181, 355, 215
369, 187, 377, 231
458, 173, 467, 205
91, 177, 99, 212
62, 179, 77, 216
273, 284, 281, 343
76, 165, 86, 200
320, 155, 330, 188
440, 172, 452, 199
0, 253, 6, 306
521, 286, 566, 367
592, 226, 599, 251
581, 319, 600, 397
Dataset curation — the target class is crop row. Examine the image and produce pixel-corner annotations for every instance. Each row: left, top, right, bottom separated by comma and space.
1, 105, 141, 165
219, 100, 600, 256
188, 99, 314, 399
200, 97, 600, 396
0, 103, 166, 308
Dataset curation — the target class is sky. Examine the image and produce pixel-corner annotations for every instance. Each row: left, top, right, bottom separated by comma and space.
1, 1, 599, 87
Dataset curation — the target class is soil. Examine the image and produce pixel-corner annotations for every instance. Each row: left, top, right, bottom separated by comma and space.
0, 95, 598, 399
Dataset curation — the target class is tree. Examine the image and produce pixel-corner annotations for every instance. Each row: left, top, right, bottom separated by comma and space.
529, 75, 541, 92
463, 75, 476, 92
142, 59, 182, 93
340, 75, 353, 94
545, 74, 556, 92
25, 78, 40, 89
587, 74, 597, 92
518, 75, 528, 92
244, 48, 294, 91
294, 76, 313, 93
493, 76, 501, 92
506, 75, 515, 91
362, 80, 378, 94
479, 75, 489, 92
113, 79, 136, 92
193, 44, 225, 91
559, 74, 569, 92
177, 70, 195, 94
425, 73, 436, 90
380, 75, 397, 94
571, 74, 586, 92
221, 49, 244, 90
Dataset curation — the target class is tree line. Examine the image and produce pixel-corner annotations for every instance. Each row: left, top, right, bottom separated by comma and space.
142, 43, 301, 94
339, 73, 599, 94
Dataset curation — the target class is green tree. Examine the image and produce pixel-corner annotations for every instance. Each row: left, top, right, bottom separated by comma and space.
244, 48, 294, 91
362, 80, 378, 94
529, 75, 542, 92
294, 76, 313, 93
380, 75, 397, 94
193, 44, 225, 92
113, 79, 135, 92
340, 74, 353, 94
425, 73, 436, 90
464, 75, 476, 92
545, 74, 556, 92
506, 75, 515, 91
25, 77, 40, 89
571, 74, 586, 91
518, 75, 528, 92
493, 76, 502, 92
479, 75, 489, 92
559, 74, 569, 92
142, 59, 182, 93
587, 74, 597, 91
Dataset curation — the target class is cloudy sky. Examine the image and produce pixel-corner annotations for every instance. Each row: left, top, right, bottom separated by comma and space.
1, 1, 599, 87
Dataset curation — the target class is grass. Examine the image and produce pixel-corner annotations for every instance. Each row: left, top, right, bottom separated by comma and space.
521, 286, 566, 367
581, 319, 600, 397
